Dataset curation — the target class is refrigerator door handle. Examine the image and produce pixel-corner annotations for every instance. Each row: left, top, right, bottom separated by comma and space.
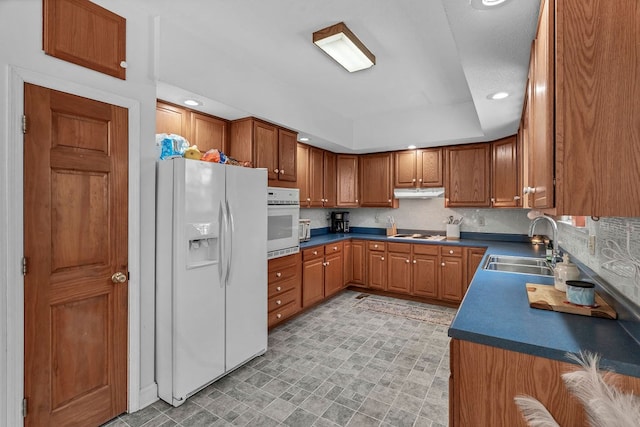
225, 199, 234, 285
218, 200, 227, 287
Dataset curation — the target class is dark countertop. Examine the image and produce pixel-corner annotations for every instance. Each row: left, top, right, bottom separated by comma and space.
300, 231, 640, 378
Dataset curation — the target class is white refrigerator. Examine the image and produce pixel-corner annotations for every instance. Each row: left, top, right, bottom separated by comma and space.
156, 158, 267, 406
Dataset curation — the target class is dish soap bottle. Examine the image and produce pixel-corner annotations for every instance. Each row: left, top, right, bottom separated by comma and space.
554, 253, 580, 292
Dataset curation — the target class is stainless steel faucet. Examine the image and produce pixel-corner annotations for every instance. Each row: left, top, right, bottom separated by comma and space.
528, 215, 560, 265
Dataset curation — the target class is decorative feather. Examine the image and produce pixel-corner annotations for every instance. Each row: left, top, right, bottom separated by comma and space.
514, 395, 560, 427
562, 351, 640, 427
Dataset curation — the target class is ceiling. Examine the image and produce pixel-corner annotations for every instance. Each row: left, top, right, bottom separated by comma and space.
130, 0, 540, 153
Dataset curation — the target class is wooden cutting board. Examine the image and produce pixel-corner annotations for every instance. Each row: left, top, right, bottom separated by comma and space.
525, 283, 617, 320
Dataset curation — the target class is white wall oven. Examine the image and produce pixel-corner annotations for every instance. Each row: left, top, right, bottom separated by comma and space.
267, 187, 300, 259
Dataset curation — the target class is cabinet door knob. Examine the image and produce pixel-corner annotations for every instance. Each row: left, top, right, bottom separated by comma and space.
514, 195, 521, 200
405, 259, 410, 263
307, 198, 311, 201
374, 244, 378, 248
381, 257, 385, 261
333, 246, 338, 251
388, 199, 392, 203
413, 260, 417, 264
280, 169, 285, 174
449, 249, 454, 254
441, 262, 446, 266
276, 313, 282, 319
491, 198, 495, 204
313, 250, 318, 255
276, 300, 282, 305
274, 168, 279, 173
276, 272, 282, 277
326, 261, 330, 266
412, 178, 416, 182
355, 199, 359, 203
523, 186, 537, 194
276, 286, 282, 291
418, 178, 423, 183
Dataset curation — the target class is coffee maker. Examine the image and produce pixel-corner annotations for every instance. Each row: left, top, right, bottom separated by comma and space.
330, 211, 350, 233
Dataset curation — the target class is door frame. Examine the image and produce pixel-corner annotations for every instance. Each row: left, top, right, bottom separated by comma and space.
2, 66, 142, 426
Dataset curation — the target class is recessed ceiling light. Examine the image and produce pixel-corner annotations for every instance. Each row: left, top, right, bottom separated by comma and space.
489, 91, 509, 100
408, 145, 417, 149
184, 99, 202, 106
299, 137, 310, 142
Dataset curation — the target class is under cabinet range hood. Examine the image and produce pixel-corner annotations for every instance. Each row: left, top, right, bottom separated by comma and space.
393, 188, 445, 199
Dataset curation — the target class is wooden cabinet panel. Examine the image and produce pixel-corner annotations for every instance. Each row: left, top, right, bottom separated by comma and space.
529, 0, 555, 210
445, 143, 491, 208
190, 112, 227, 153
491, 136, 520, 208
359, 153, 397, 208
387, 251, 411, 294
465, 248, 486, 293
324, 252, 343, 297
309, 147, 325, 207
323, 151, 337, 207
367, 251, 387, 290
394, 151, 418, 188
412, 253, 438, 298
419, 148, 443, 187
297, 144, 311, 207
43, 0, 126, 80
450, 339, 640, 427
343, 240, 352, 286
156, 101, 188, 137
337, 155, 359, 207
254, 121, 279, 181
440, 256, 464, 302
351, 240, 366, 285
302, 257, 324, 307
277, 128, 297, 182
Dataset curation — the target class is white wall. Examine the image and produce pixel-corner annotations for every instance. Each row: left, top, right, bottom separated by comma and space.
0, 0, 158, 422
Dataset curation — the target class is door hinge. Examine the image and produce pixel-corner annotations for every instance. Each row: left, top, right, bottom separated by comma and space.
22, 257, 27, 275
22, 115, 28, 134
22, 398, 27, 417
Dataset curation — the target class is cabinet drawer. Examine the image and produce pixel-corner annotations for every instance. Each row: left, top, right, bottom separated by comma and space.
268, 252, 299, 270
268, 299, 299, 327
303, 246, 324, 260
325, 242, 343, 255
368, 241, 386, 251
268, 276, 299, 298
440, 246, 463, 257
268, 263, 298, 284
268, 288, 298, 312
413, 244, 439, 255
387, 242, 411, 253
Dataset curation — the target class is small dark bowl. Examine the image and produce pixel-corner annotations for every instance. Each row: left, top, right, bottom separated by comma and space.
565, 280, 595, 306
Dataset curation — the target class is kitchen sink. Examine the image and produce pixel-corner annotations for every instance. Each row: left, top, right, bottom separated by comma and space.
483, 255, 554, 277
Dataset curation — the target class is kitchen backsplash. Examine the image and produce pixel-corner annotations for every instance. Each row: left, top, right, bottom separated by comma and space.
558, 217, 640, 307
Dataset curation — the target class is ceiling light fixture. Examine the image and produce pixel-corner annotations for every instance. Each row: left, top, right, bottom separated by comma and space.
408, 145, 417, 149
482, 0, 508, 6
313, 22, 375, 72
489, 91, 509, 100
470, 0, 510, 10
299, 137, 310, 142
183, 99, 202, 106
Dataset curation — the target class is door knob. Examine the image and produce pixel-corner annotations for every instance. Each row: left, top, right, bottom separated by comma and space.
111, 272, 127, 284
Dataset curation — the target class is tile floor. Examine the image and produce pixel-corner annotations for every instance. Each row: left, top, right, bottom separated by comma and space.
105, 290, 456, 427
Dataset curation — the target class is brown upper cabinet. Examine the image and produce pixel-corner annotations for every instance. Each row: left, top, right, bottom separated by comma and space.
523, 0, 640, 216
43, 0, 127, 79
359, 153, 398, 208
491, 135, 521, 208
445, 143, 491, 208
156, 101, 228, 153
297, 144, 311, 206
307, 147, 336, 208
336, 154, 359, 207
229, 118, 297, 186
394, 148, 443, 188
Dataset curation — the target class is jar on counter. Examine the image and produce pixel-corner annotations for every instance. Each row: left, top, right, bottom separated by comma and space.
554, 253, 580, 292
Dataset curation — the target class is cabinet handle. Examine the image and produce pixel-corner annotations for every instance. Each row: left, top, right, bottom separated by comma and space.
413, 260, 417, 264
274, 168, 279, 174
381, 257, 385, 261
276, 313, 282, 319
333, 246, 338, 251
514, 195, 521, 200
449, 250, 454, 254
355, 199, 359, 203
491, 198, 495, 204
307, 198, 311, 201
412, 178, 416, 183
405, 259, 410, 263
374, 244, 378, 248
276, 272, 282, 277
280, 169, 285, 174
388, 199, 392, 203
276, 286, 281, 291
441, 262, 446, 266
313, 250, 318, 255
326, 261, 330, 266
276, 300, 282, 305
418, 178, 423, 183
523, 186, 536, 194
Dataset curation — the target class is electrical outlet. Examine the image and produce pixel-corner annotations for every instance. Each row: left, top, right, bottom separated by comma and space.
588, 235, 596, 255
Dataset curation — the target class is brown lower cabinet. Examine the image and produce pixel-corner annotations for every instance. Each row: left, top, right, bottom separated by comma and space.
267, 253, 301, 328
450, 339, 640, 426
367, 241, 387, 290
351, 240, 366, 285
302, 243, 344, 307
